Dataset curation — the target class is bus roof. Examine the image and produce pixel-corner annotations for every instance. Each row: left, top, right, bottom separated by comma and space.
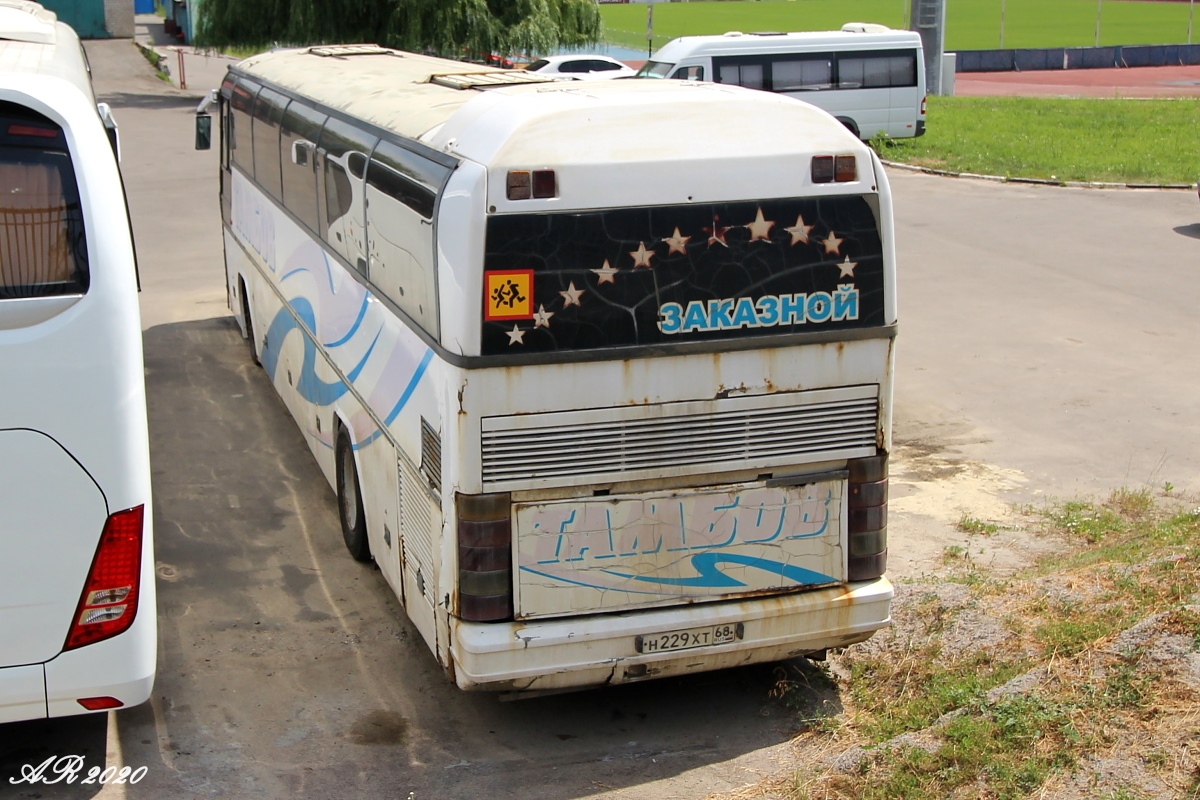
649, 27, 923, 64
0, 1, 94, 102
232, 45, 870, 174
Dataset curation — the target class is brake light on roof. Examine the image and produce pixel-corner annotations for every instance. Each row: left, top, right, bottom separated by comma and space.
8, 123, 58, 138
506, 169, 557, 200
63, 505, 145, 651
812, 155, 857, 184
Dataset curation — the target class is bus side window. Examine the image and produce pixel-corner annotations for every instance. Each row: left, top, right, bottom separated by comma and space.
364, 139, 448, 336
229, 78, 257, 175
251, 87, 287, 201
773, 57, 833, 91
716, 62, 764, 90
279, 100, 326, 234
670, 65, 704, 81
316, 119, 377, 273
0, 107, 88, 298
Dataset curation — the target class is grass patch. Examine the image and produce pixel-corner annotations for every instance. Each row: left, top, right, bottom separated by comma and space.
873, 96, 1200, 184
782, 491, 1200, 800
599, 0, 1200, 53
956, 513, 999, 536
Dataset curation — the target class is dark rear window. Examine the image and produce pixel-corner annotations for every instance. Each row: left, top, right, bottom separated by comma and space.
0, 103, 88, 299
482, 196, 884, 356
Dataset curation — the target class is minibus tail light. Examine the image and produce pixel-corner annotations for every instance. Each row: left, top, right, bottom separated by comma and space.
64, 505, 145, 651
7, 123, 58, 138
456, 492, 513, 622
847, 455, 887, 581
921, 95, 927, 115
532, 169, 556, 198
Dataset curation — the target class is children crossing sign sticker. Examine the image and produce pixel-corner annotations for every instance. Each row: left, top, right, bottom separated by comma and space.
484, 269, 534, 321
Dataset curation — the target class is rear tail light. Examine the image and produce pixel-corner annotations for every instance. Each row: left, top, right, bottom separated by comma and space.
8, 123, 59, 138
847, 454, 887, 581
77, 696, 124, 711
811, 155, 858, 184
456, 493, 513, 622
921, 95, 927, 115
64, 506, 145, 651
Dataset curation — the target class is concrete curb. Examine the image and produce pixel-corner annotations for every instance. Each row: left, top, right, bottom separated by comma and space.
880, 159, 1196, 191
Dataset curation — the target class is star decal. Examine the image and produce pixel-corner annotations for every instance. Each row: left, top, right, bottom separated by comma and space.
629, 242, 655, 269
559, 281, 584, 307
822, 230, 843, 256
506, 325, 525, 345
592, 259, 618, 285
704, 215, 730, 248
663, 227, 691, 256
838, 256, 858, 278
784, 214, 813, 245
533, 304, 554, 327
745, 207, 775, 242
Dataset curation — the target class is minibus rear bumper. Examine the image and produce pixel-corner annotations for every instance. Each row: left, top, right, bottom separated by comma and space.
450, 576, 892, 692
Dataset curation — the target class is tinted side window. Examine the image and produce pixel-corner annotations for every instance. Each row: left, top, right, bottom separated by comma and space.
0, 104, 88, 298
670, 65, 704, 81
279, 100, 326, 233
317, 119, 377, 272
716, 62, 764, 90
527, 59, 549, 71
838, 51, 918, 89
364, 140, 449, 335
251, 87, 287, 200
559, 60, 588, 74
773, 57, 833, 91
229, 78, 257, 174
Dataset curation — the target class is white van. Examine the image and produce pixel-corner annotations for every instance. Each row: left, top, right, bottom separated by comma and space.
0, 1, 154, 723
637, 23, 926, 140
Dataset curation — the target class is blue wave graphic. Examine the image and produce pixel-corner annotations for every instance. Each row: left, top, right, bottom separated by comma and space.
604, 553, 835, 589
261, 298, 378, 407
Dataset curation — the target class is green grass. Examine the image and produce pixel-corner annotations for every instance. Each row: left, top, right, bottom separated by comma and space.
785, 492, 1200, 800
872, 96, 1200, 184
600, 0, 1200, 53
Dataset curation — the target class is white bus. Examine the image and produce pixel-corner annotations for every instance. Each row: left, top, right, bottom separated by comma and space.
202, 43, 895, 693
0, 1, 154, 723
636, 23, 927, 141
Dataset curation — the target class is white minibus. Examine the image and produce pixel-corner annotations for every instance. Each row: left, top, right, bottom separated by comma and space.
636, 23, 927, 140
202, 42, 896, 693
0, 1, 154, 723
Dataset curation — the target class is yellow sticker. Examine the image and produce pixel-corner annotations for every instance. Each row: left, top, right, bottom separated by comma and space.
484, 270, 534, 321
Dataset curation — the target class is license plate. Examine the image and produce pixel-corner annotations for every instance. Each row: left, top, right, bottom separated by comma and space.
635, 623, 744, 654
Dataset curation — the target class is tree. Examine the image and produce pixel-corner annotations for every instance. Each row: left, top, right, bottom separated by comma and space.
196, 0, 603, 59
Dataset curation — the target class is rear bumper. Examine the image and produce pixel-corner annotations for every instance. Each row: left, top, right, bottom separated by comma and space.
451, 577, 892, 692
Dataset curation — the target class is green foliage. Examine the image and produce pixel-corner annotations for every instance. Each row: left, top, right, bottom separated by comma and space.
957, 513, 999, 536
195, 0, 602, 57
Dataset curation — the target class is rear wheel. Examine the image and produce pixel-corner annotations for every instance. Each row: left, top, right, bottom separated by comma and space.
336, 428, 371, 562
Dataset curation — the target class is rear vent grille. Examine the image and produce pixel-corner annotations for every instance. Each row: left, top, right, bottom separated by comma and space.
420, 417, 442, 493
309, 44, 391, 58
481, 385, 878, 491
430, 71, 561, 90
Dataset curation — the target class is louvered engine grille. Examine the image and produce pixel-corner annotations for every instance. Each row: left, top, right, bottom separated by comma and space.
481, 386, 879, 491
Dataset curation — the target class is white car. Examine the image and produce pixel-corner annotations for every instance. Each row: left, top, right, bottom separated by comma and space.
524, 54, 637, 80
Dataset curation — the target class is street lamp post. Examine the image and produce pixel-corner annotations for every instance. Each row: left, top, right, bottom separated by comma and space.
1095, 0, 1102, 47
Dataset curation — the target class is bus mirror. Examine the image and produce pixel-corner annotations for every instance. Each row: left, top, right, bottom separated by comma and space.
195, 113, 212, 150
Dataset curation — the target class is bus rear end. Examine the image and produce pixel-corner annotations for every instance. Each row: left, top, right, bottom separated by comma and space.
433, 80, 894, 692
0, 38, 153, 722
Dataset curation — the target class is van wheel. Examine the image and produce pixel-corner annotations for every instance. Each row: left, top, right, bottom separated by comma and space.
336, 427, 372, 562
836, 117, 861, 139
240, 279, 260, 367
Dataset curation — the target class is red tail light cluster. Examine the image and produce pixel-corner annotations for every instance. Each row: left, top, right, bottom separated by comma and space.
506, 169, 557, 200
847, 455, 887, 581
64, 506, 145, 651
456, 493, 513, 622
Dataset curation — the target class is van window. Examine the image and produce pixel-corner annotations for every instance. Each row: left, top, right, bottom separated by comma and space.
0, 104, 88, 298
717, 62, 764, 90
773, 58, 833, 91
670, 65, 704, 81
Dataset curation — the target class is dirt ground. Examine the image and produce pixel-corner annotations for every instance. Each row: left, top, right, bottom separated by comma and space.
955, 63, 1200, 98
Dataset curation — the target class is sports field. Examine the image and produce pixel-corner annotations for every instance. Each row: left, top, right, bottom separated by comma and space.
600, 0, 1200, 53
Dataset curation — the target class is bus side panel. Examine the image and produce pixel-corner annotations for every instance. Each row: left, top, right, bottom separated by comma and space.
226, 167, 445, 661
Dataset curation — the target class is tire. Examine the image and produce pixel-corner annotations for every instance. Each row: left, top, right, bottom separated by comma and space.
240, 278, 261, 367
836, 117, 861, 140
335, 428, 372, 562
